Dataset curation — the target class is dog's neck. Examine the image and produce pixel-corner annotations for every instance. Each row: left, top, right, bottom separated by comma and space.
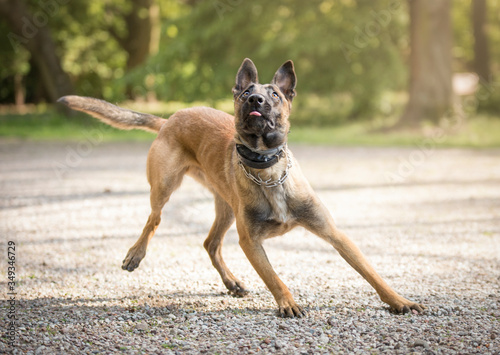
235, 139, 285, 170
234, 135, 293, 188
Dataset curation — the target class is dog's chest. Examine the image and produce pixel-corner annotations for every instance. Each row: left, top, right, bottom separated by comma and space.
261, 186, 290, 222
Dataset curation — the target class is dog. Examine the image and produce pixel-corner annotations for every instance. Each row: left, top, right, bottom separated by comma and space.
58, 58, 425, 317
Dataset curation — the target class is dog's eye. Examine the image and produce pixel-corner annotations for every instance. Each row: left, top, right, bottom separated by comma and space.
242, 91, 250, 98
272, 92, 279, 99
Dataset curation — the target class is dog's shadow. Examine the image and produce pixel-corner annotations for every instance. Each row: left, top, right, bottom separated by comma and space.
15, 293, 286, 329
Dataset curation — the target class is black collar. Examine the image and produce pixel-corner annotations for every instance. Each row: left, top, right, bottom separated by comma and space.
236, 143, 285, 169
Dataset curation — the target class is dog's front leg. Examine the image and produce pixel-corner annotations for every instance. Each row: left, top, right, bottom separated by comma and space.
237, 224, 305, 318
300, 201, 426, 314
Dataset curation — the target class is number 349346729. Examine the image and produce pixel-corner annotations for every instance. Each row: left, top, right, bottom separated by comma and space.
8, 241, 16, 291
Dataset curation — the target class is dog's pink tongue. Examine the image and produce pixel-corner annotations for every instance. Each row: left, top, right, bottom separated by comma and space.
249, 111, 262, 117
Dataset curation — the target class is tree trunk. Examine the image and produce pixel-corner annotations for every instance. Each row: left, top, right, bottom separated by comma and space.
14, 74, 25, 106
472, 0, 491, 83
399, 0, 453, 126
108, 0, 160, 99
0, 0, 74, 104
123, 0, 154, 71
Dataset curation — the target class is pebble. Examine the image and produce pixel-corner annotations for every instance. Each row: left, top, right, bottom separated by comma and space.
413, 339, 430, 350
275, 340, 284, 349
135, 321, 149, 331
319, 334, 329, 345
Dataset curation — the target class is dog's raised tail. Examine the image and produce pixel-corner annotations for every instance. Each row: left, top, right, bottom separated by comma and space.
58, 95, 167, 133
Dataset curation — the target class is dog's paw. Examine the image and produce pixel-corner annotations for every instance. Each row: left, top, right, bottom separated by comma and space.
278, 301, 307, 318
390, 301, 426, 315
225, 280, 249, 298
121, 248, 146, 272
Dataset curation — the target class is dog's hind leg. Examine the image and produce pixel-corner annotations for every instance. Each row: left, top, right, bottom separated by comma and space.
122, 140, 186, 272
204, 194, 248, 297
121, 186, 174, 272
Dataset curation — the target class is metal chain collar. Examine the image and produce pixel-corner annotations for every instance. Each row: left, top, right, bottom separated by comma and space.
238, 147, 293, 188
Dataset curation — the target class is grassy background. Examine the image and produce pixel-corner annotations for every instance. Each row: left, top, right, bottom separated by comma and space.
1, 101, 500, 147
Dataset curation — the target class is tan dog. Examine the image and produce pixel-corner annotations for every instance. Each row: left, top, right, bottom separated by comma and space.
59, 58, 425, 317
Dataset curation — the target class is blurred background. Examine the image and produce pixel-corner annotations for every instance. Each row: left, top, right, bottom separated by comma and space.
0, 0, 499, 144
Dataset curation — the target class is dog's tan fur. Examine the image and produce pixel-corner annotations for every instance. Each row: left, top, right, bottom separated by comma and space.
59, 59, 425, 317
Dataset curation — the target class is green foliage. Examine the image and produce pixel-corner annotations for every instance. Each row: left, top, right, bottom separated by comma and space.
452, 0, 500, 76
0, 20, 30, 101
50, 0, 130, 98
118, 0, 408, 120
1, 0, 499, 121
452, 0, 500, 113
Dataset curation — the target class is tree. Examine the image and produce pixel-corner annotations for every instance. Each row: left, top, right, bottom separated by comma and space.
107, 0, 160, 71
472, 0, 491, 83
107, 0, 161, 99
399, 0, 453, 126
0, 0, 74, 104
125, 0, 407, 117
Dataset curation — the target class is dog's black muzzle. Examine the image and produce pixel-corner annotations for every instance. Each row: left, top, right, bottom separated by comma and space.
241, 96, 276, 132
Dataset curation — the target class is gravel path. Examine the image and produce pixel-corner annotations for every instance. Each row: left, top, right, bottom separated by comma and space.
1, 139, 499, 354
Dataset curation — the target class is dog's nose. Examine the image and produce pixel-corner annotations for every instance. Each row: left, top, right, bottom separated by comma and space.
248, 94, 265, 106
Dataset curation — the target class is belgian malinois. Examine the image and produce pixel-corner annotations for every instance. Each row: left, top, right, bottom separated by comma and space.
59, 58, 425, 317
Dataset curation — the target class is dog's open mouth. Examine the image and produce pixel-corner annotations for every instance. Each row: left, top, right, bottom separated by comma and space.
245, 110, 275, 130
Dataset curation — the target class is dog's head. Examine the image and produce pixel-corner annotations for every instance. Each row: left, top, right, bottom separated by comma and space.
232, 58, 296, 151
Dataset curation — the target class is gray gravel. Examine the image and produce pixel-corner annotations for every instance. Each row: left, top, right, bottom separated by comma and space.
1, 139, 499, 354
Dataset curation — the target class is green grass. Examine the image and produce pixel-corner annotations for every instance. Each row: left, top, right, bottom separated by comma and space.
289, 115, 500, 147
0, 111, 154, 141
1, 104, 500, 147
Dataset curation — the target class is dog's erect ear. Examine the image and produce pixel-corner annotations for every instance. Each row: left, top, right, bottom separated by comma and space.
272, 60, 297, 101
233, 58, 259, 97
